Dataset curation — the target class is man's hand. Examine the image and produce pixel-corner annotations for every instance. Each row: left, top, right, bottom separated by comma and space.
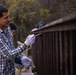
21, 56, 32, 67
24, 34, 35, 46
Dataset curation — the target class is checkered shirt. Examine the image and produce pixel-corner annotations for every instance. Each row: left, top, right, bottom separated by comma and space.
0, 26, 26, 75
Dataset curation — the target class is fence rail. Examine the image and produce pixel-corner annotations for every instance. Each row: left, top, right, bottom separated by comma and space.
31, 12, 76, 75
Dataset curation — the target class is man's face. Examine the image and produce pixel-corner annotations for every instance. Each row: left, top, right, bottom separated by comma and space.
0, 12, 10, 29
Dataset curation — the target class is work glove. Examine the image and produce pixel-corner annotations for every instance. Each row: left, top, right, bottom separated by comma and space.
21, 56, 32, 67
24, 34, 35, 46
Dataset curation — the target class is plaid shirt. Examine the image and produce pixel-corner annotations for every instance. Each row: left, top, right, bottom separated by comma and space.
0, 26, 26, 75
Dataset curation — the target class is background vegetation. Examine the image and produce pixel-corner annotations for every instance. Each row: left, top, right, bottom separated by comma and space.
0, 0, 76, 46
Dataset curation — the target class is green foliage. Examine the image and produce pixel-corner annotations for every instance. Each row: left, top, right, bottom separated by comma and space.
6, 0, 52, 28
40, 9, 51, 20
7, 0, 36, 25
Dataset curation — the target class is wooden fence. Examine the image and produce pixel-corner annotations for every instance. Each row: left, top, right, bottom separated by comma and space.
31, 12, 76, 75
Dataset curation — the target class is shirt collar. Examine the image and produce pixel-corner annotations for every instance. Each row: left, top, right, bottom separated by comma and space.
0, 28, 4, 34
0, 27, 9, 34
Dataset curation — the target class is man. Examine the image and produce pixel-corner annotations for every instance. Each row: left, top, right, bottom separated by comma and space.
9, 22, 32, 68
0, 5, 35, 75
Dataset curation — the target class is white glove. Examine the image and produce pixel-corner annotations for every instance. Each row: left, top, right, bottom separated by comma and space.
21, 56, 32, 67
24, 34, 35, 46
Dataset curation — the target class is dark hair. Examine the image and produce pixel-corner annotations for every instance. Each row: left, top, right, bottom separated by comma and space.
0, 5, 8, 17
9, 23, 17, 30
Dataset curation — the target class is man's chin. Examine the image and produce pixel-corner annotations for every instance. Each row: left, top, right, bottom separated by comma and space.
6, 22, 10, 26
